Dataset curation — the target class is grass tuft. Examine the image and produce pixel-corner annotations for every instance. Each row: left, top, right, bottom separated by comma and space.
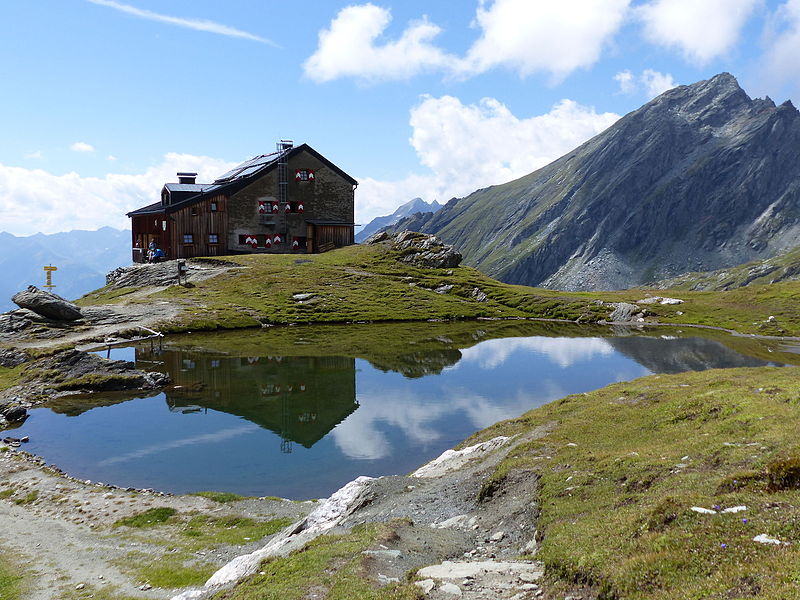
113, 507, 177, 528
191, 491, 248, 503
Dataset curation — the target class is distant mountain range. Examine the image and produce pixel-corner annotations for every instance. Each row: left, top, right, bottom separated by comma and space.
387, 73, 800, 291
356, 198, 442, 243
0, 227, 131, 312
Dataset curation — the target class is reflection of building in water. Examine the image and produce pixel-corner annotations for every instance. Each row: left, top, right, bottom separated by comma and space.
135, 348, 358, 451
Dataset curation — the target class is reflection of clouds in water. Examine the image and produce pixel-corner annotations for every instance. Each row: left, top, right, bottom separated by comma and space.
98, 424, 260, 466
333, 380, 567, 460
445, 380, 567, 429
332, 389, 443, 460
455, 337, 614, 369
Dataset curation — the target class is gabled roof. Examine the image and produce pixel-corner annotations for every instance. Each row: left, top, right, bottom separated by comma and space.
127, 201, 165, 217
127, 143, 358, 218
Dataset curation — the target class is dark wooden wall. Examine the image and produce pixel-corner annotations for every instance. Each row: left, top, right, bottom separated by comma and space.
168, 195, 228, 259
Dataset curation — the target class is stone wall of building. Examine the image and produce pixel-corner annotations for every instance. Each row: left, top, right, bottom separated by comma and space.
226, 148, 354, 254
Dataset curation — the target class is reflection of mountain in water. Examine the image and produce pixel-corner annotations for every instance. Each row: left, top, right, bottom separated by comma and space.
138, 349, 357, 450
606, 335, 776, 374
368, 349, 463, 378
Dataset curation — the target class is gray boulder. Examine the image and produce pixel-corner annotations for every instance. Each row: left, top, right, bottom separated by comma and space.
369, 231, 462, 269
0, 399, 27, 423
11, 286, 82, 321
609, 302, 642, 322
0, 348, 29, 367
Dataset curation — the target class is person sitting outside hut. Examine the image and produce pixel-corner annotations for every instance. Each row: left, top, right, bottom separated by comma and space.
147, 247, 166, 263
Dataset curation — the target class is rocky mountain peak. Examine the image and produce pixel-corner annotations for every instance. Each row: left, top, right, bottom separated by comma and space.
385, 72, 800, 291
641, 73, 756, 129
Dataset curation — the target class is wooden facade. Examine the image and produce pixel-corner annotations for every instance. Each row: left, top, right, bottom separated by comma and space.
127, 143, 356, 263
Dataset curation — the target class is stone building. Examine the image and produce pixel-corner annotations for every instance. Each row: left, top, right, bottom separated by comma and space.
127, 141, 357, 262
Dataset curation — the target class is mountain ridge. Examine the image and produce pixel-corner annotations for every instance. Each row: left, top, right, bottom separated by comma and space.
0, 227, 131, 312
387, 73, 800, 291
355, 197, 442, 243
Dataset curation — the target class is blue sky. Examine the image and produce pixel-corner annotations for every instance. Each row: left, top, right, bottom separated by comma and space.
1, 0, 799, 235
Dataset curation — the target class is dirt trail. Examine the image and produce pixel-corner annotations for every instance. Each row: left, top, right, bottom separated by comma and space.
0, 450, 315, 599
1, 259, 240, 353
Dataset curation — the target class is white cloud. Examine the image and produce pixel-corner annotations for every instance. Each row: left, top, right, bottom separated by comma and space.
86, 0, 274, 45
303, 4, 457, 83
637, 0, 759, 64
0, 153, 236, 236
305, 1, 630, 83
107, 155, 117, 161
70, 141, 95, 153
761, 0, 800, 94
23, 151, 43, 160
641, 69, 677, 98
615, 69, 677, 98
353, 95, 619, 225
614, 70, 636, 94
463, 0, 631, 79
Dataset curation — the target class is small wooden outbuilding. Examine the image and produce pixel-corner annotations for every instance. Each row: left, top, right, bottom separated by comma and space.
127, 141, 357, 262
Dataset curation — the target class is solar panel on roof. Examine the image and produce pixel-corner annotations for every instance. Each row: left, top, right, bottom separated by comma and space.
212, 150, 283, 183
235, 165, 264, 178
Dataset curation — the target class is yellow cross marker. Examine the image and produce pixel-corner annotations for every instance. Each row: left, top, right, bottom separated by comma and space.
43, 265, 57, 289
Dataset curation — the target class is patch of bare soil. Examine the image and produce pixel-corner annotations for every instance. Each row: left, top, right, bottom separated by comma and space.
331, 430, 549, 600
0, 450, 315, 600
0, 259, 241, 352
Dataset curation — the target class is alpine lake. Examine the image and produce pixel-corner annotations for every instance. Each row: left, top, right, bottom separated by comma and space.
10, 321, 799, 499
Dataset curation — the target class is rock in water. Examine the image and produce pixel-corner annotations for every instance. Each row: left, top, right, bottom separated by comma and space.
11, 286, 82, 321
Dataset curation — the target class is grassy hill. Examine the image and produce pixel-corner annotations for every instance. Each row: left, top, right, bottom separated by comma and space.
469, 366, 800, 600
74, 243, 800, 338
657, 245, 800, 291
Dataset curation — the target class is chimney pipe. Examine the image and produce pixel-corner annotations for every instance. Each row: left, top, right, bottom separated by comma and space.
177, 172, 197, 184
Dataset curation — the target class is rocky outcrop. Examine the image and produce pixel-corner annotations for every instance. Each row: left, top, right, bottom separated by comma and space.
0, 348, 29, 368
367, 231, 462, 269
12, 286, 82, 321
387, 73, 800, 291
0, 398, 28, 424
355, 197, 442, 243
30, 350, 170, 393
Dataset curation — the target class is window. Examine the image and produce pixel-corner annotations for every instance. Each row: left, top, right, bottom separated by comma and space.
183, 234, 194, 244
208, 233, 219, 244
210, 201, 218, 212
294, 169, 315, 182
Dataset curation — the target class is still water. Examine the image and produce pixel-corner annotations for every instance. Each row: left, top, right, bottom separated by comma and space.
10, 322, 792, 498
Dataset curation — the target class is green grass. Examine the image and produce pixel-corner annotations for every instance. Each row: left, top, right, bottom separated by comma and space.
115, 514, 293, 589
122, 552, 215, 589
212, 522, 422, 600
468, 366, 800, 600
660, 246, 800, 291
13, 491, 38, 506
0, 490, 13, 500
177, 515, 292, 549
0, 553, 24, 600
66, 243, 800, 338
75, 286, 139, 306
0, 365, 25, 392
191, 491, 248, 503
113, 507, 177, 528
60, 583, 139, 600
51, 373, 145, 391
